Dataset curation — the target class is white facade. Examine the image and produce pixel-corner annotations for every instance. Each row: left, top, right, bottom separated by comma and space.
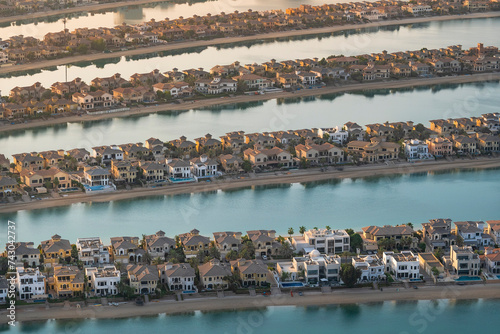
15, 267, 46, 300
317, 126, 349, 144
352, 255, 385, 282
85, 266, 120, 297
76, 237, 110, 266
190, 155, 218, 178
302, 229, 350, 255
404, 139, 432, 160
406, 5, 432, 15
383, 251, 420, 280
0, 277, 8, 304
160, 263, 196, 292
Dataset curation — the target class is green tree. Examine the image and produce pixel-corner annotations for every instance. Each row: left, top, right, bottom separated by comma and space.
340, 263, 361, 288
71, 244, 78, 261
299, 226, 306, 234
76, 43, 89, 54
278, 243, 293, 259
91, 38, 106, 51
325, 225, 331, 230
287, 227, 294, 238
118, 278, 135, 300
225, 250, 239, 261
241, 160, 252, 172
350, 233, 363, 252
418, 242, 427, 252
208, 245, 221, 260
456, 235, 464, 247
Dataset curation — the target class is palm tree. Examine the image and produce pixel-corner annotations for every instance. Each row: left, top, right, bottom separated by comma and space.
287, 227, 294, 238
326, 225, 331, 230
299, 226, 306, 234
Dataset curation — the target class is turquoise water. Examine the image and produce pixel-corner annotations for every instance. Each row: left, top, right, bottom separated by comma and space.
281, 282, 305, 287
1, 81, 499, 157
455, 276, 482, 282
1, 168, 499, 246
2, 299, 498, 332
2, 17, 500, 92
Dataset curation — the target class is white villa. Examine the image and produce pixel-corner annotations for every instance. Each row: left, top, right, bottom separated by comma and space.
383, 251, 420, 280
15, 267, 46, 300
85, 266, 120, 297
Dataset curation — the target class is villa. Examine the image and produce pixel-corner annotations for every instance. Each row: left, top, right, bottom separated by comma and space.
85, 266, 120, 297
126, 264, 159, 294
76, 237, 110, 266
48, 265, 84, 298
15, 267, 46, 300
445, 245, 480, 276
383, 251, 420, 280
199, 259, 232, 290
212, 231, 242, 258
277, 250, 341, 284
110, 236, 144, 264
292, 228, 350, 255
9, 242, 40, 267
247, 230, 280, 258
144, 230, 175, 261
159, 262, 196, 292
40, 234, 72, 268
295, 143, 344, 164
230, 259, 269, 287
352, 255, 385, 282
178, 229, 211, 258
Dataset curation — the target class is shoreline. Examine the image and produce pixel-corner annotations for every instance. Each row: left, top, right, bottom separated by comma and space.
1, 11, 500, 75
4, 283, 500, 324
1, 157, 499, 214
1, 71, 499, 134
0, 0, 168, 25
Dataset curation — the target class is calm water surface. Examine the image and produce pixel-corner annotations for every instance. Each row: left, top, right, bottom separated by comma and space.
0, 0, 351, 39
1, 17, 500, 92
0, 168, 498, 245
0, 82, 498, 157
2, 299, 498, 333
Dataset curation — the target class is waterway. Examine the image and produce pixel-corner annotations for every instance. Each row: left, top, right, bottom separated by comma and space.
2, 296, 499, 331
1, 81, 499, 158
1, 17, 500, 93
0, 167, 498, 246
0, 0, 354, 39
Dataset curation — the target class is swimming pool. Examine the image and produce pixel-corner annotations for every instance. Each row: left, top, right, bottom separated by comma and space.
84, 185, 105, 191
169, 177, 196, 183
182, 290, 196, 294
455, 276, 482, 282
281, 282, 305, 288
59, 187, 80, 192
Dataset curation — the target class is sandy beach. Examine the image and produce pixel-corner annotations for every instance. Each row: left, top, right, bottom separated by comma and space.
1, 157, 498, 214
1, 11, 500, 76
3, 283, 500, 324
0, 0, 167, 25
1, 71, 499, 134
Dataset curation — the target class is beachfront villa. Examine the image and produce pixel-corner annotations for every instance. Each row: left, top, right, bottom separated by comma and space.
179, 229, 211, 258
76, 237, 110, 266
144, 231, 175, 261
383, 251, 420, 280
126, 264, 159, 295
230, 259, 270, 287
159, 263, 196, 292
292, 228, 350, 255
48, 265, 84, 298
15, 267, 46, 300
110, 236, 144, 264
445, 245, 480, 276
0, 277, 7, 304
10, 242, 40, 267
422, 218, 456, 253
361, 225, 416, 249
85, 266, 120, 297
199, 259, 232, 290
483, 247, 500, 274
247, 230, 280, 258
418, 253, 445, 278
40, 234, 72, 268
212, 231, 242, 258
454, 221, 492, 247
277, 250, 341, 284
352, 255, 385, 282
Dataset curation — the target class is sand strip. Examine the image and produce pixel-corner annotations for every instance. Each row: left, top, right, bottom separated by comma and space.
3, 283, 500, 324
1, 11, 500, 75
1, 71, 499, 134
1, 157, 499, 214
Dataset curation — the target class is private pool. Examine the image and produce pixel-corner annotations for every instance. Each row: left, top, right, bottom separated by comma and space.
59, 187, 80, 192
169, 178, 196, 184
84, 185, 105, 191
280, 282, 305, 288
182, 290, 196, 294
455, 276, 482, 282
